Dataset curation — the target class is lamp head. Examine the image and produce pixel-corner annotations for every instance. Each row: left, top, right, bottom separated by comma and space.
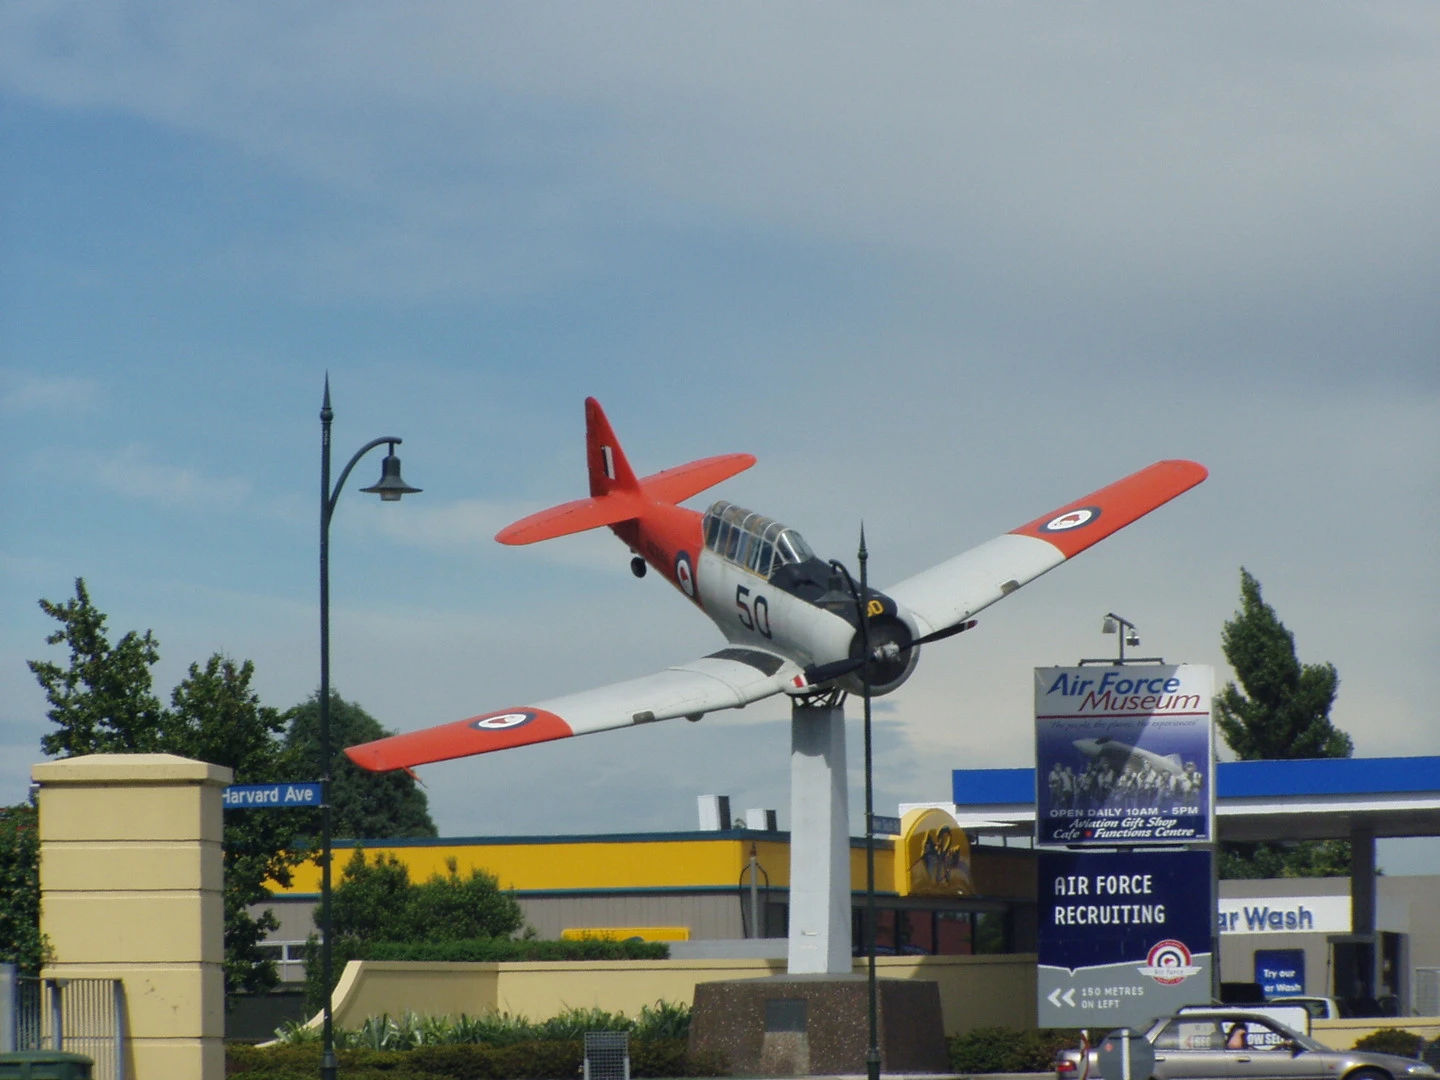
361, 443, 422, 502
1102, 615, 1118, 635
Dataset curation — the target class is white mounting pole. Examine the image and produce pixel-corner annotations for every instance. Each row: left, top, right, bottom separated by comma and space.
787, 700, 852, 974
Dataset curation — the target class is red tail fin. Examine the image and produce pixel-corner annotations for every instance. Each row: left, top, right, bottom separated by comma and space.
496, 398, 755, 546
586, 398, 639, 497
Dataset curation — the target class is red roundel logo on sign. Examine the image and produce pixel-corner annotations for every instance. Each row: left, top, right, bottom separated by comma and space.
1138, 939, 1201, 985
1041, 506, 1101, 533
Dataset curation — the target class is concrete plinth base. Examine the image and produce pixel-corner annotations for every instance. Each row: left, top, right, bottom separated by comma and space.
689, 974, 949, 1076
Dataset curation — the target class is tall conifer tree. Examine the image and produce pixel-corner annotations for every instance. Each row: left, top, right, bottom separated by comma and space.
1216, 568, 1353, 878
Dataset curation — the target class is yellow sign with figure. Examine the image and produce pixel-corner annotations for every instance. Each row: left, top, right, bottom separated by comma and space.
896, 807, 972, 897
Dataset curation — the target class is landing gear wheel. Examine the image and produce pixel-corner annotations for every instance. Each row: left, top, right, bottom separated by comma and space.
631, 556, 647, 578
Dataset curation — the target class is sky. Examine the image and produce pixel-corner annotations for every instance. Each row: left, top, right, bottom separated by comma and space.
2, 4, 1437, 869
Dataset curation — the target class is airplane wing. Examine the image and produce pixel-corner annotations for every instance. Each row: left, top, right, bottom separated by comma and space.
886, 460, 1207, 638
345, 647, 800, 772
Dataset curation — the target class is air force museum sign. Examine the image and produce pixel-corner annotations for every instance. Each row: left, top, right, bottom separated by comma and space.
1036, 664, 1217, 1027
1036, 665, 1215, 846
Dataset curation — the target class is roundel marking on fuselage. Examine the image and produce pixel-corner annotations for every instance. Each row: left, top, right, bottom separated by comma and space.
1040, 506, 1101, 533
471, 711, 534, 732
674, 550, 696, 598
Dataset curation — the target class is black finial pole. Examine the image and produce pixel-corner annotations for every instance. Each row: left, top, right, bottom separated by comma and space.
860, 527, 880, 1080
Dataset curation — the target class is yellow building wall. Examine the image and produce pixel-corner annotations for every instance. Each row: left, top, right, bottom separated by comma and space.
284, 835, 800, 894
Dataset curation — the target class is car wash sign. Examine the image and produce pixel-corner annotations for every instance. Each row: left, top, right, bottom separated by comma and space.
1039, 848, 1214, 1027
1036, 665, 1214, 846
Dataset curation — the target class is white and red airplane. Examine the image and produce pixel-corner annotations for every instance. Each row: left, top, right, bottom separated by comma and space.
346, 399, 1207, 773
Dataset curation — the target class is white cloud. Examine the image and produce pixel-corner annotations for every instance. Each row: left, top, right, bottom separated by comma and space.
94, 444, 251, 507
4, 5, 1437, 309
0, 372, 101, 415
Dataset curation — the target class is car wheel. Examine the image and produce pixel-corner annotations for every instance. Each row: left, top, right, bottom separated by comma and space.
1345, 1068, 1392, 1080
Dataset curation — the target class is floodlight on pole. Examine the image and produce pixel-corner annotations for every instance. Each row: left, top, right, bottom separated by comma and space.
1101, 612, 1139, 663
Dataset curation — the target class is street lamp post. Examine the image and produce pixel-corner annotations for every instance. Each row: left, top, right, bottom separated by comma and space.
318, 378, 420, 1080
833, 533, 882, 1080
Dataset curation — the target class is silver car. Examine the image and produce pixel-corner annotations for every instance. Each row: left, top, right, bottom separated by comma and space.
1054, 1010, 1436, 1080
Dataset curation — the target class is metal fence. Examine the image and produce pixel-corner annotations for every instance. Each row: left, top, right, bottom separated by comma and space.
1, 967, 126, 1080
583, 1031, 630, 1080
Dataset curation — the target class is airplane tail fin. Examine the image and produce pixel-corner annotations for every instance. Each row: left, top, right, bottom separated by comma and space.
496, 398, 755, 546
586, 397, 640, 497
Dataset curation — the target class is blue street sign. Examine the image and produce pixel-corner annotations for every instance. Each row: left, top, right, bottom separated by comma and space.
870, 814, 902, 836
222, 782, 323, 809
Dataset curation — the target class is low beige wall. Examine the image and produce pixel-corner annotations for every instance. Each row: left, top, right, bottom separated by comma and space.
1313, 1017, 1440, 1048
328, 954, 1038, 1035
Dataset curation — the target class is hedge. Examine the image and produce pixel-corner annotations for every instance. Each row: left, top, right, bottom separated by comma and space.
1352, 1028, 1427, 1059
948, 1026, 1086, 1074
359, 938, 670, 963
227, 1038, 726, 1078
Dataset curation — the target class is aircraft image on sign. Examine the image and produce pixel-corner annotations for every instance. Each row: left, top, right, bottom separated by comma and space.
1073, 737, 1193, 778
347, 399, 1207, 773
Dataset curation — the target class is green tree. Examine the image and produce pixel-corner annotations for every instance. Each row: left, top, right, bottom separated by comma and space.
305, 847, 523, 1009
405, 858, 524, 943
329, 847, 413, 945
27, 580, 303, 992
1217, 569, 1353, 878
27, 578, 164, 756
164, 655, 310, 994
0, 802, 47, 974
285, 692, 437, 840
1216, 569, 1350, 760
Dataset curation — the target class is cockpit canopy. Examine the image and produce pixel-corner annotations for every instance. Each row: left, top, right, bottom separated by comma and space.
702, 501, 816, 580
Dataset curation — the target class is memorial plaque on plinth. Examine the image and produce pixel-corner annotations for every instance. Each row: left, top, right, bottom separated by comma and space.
689, 973, 948, 1076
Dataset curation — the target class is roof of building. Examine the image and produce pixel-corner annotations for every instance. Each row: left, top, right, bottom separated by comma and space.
938, 755, 1440, 842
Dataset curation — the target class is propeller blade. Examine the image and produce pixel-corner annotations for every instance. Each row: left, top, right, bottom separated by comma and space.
802, 619, 977, 686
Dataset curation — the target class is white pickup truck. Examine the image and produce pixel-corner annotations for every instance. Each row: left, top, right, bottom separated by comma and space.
1269, 995, 1347, 1020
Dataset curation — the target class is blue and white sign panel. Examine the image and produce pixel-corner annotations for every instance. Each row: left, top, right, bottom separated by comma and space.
1255, 949, 1305, 996
222, 782, 322, 809
1036, 664, 1214, 846
1038, 849, 1214, 1028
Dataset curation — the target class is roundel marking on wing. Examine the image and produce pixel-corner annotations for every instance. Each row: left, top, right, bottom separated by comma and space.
471, 711, 534, 732
1040, 506, 1101, 533
674, 550, 696, 598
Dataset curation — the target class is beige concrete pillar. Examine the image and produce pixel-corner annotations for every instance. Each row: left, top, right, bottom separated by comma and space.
34, 753, 232, 1080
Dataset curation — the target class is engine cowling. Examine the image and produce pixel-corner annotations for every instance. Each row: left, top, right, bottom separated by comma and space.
836, 607, 922, 697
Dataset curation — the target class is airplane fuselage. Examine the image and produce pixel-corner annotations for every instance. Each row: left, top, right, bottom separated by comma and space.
615, 499, 919, 696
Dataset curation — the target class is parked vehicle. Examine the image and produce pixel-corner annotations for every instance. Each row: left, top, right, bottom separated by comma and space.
1268, 995, 1349, 1020
1054, 1009, 1436, 1080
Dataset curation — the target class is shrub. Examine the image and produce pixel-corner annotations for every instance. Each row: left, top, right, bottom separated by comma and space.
228, 1036, 726, 1078
1353, 1028, 1425, 1058
948, 1026, 1086, 1074
272, 1002, 691, 1048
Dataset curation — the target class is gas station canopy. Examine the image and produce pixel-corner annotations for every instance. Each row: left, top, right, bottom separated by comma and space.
939, 755, 1440, 843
